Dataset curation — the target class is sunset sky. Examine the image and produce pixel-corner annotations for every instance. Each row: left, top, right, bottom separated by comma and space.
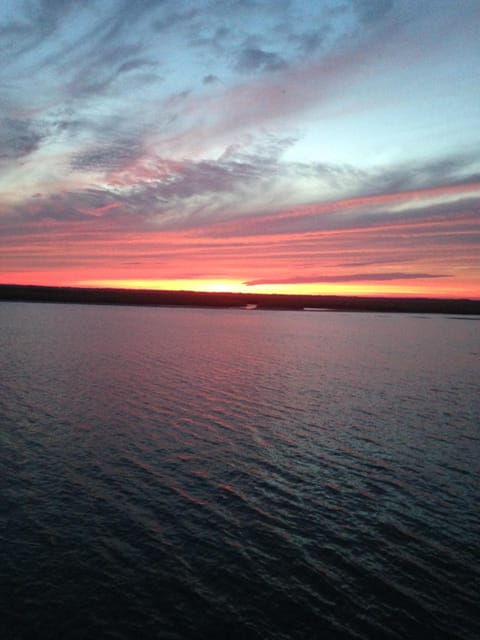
1, 0, 480, 298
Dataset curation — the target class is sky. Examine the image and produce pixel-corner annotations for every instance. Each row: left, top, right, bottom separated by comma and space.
1, 0, 480, 298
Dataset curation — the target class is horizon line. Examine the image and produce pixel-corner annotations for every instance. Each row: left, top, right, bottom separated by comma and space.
1, 283, 479, 304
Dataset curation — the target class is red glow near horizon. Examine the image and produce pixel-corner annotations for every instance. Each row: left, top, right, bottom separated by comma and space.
2, 182, 479, 300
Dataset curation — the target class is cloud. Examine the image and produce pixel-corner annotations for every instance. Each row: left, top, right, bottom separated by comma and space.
2, 134, 299, 226
203, 74, 220, 85
290, 28, 329, 57
1, 1, 163, 95
71, 140, 143, 173
244, 271, 450, 286
235, 47, 287, 73
0, 118, 44, 163
0, 0, 77, 61
108, 155, 274, 216
361, 154, 480, 197
63, 140, 480, 236
66, 44, 153, 98
351, 0, 395, 24
107, 133, 298, 197
152, 8, 199, 33
117, 58, 155, 74
200, 184, 480, 239
7, 187, 125, 223
2, 0, 468, 195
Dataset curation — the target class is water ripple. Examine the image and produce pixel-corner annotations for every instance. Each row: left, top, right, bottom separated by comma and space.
1, 304, 479, 639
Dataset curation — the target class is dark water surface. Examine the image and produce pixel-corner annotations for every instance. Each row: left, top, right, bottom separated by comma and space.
1, 302, 479, 639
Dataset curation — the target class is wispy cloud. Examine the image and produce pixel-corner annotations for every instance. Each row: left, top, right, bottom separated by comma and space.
70, 140, 144, 173
352, 0, 395, 25
235, 47, 287, 74
0, 117, 44, 163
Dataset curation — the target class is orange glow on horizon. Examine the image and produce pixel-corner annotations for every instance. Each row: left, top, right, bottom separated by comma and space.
64, 278, 479, 299
74, 279, 252, 294
1, 271, 479, 299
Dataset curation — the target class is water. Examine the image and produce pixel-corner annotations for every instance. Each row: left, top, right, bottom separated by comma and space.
1, 302, 479, 640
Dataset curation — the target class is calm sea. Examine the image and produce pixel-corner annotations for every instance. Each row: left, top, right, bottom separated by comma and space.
1, 302, 479, 640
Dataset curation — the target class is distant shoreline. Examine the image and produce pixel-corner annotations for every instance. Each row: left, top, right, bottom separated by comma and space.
1, 284, 480, 315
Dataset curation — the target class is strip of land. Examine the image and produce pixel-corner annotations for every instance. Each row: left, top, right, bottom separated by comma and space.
1, 284, 479, 314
